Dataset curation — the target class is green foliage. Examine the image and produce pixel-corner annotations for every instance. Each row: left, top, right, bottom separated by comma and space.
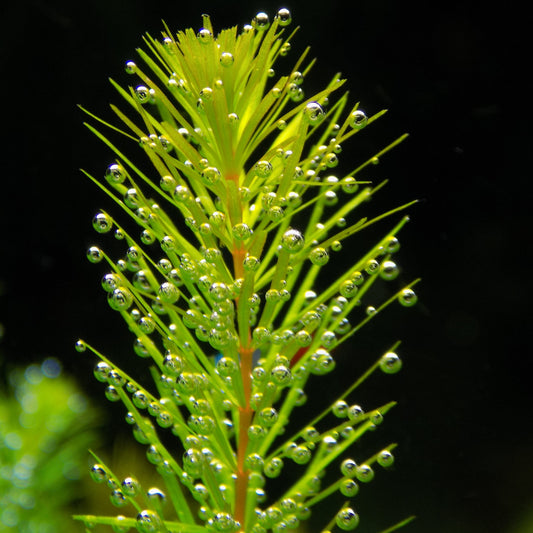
75, 9, 419, 533
0, 358, 99, 532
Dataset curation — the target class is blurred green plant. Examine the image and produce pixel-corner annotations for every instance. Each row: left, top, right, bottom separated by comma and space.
74, 9, 419, 533
0, 358, 100, 532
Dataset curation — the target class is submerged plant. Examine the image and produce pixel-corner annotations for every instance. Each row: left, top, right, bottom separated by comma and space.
74, 9, 419, 533
0, 358, 99, 533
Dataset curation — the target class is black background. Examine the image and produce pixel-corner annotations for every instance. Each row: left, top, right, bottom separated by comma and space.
1, 1, 531, 532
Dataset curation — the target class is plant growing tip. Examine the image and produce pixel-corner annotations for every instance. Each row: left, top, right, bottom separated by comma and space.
74, 8, 419, 533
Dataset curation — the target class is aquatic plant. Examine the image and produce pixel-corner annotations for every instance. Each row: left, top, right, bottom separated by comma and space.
74, 9, 419, 533
0, 358, 99, 533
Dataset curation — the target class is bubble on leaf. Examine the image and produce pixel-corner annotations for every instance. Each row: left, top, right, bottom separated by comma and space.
92, 212, 113, 233
136, 509, 162, 533
125, 60, 136, 74
347, 404, 364, 422
220, 52, 234, 66
254, 160, 273, 178
303, 102, 325, 124
232, 223, 253, 241
252, 12, 270, 30
377, 449, 395, 467
340, 479, 359, 497
399, 288, 418, 307
108, 287, 133, 311
309, 247, 329, 265
158, 282, 179, 303
86, 246, 103, 263
336, 507, 360, 530
197, 28, 213, 43
281, 229, 305, 252
355, 464, 374, 483
380, 260, 399, 280
135, 85, 151, 104
379, 352, 402, 374
350, 109, 368, 129
276, 8, 292, 26
90, 464, 107, 483
105, 163, 126, 184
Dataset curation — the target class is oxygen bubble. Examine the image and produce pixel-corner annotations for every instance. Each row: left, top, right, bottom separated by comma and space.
291, 71, 304, 85
347, 405, 364, 422
340, 479, 359, 497
399, 288, 418, 307
377, 450, 395, 467
339, 279, 357, 298
379, 352, 402, 374
292, 446, 311, 465
125, 60, 136, 74
380, 260, 399, 281
105, 163, 126, 184
264, 457, 284, 478
280, 229, 304, 253
108, 287, 133, 311
386, 236, 401, 253
147, 487, 166, 505
93, 361, 111, 382
248, 425, 267, 440
132, 390, 149, 409
110, 489, 127, 508
133, 338, 150, 358
371, 156, 380, 165
365, 259, 380, 275
280, 42, 291, 56
101, 273, 120, 293
310, 349, 335, 375
108, 369, 125, 388
121, 477, 140, 497
276, 8, 292, 25
320, 331, 337, 348
324, 153, 338, 168
277, 119, 287, 130
136, 510, 162, 533
92, 212, 113, 233
254, 160, 273, 178
158, 282, 179, 303
86, 246, 103, 263
258, 407, 278, 427
341, 177, 358, 193
332, 400, 348, 418
355, 464, 374, 483
243, 255, 260, 272
350, 109, 368, 130
220, 52, 234, 66
197, 28, 213, 43
201, 166, 221, 185
265, 362, 287, 382
252, 12, 270, 30
157, 411, 173, 428
75, 339, 87, 353
352, 271, 364, 285
124, 188, 140, 209
209, 282, 229, 302
200, 87, 213, 100
339, 459, 357, 478
216, 357, 238, 377
336, 508, 360, 530
366, 306, 377, 316
303, 102, 325, 124
163, 354, 183, 376
135, 85, 151, 104
309, 247, 329, 265
296, 330, 312, 347
138, 316, 155, 334
232, 223, 253, 241
105, 385, 120, 402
